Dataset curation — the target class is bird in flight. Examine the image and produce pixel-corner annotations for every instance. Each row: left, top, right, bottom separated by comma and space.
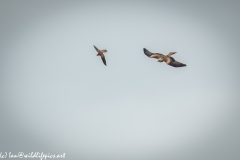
143, 48, 186, 67
93, 45, 107, 66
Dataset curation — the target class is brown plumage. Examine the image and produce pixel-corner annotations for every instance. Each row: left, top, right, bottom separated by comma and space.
143, 48, 186, 67
93, 45, 107, 66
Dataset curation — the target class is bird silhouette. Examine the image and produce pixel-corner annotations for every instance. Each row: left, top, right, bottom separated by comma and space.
93, 45, 108, 66
143, 48, 186, 67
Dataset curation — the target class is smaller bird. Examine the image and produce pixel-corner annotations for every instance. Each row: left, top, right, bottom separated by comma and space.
93, 45, 108, 66
143, 48, 186, 67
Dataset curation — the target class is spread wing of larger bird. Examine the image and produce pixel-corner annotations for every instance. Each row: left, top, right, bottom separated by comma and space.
143, 48, 186, 67
143, 48, 154, 57
168, 57, 186, 67
143, 48, 164, 59
93, 45, 107, 66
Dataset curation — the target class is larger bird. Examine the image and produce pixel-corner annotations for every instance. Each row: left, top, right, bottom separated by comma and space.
143, 48, 186, 67
93, 45, 108, 66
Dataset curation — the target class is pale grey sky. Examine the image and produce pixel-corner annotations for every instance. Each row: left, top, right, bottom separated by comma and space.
0, 0, 240, 160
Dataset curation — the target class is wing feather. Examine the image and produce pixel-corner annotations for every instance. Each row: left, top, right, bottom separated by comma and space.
100, 54, 107, 66
93, 45, 99, 51
168, 57, 186, 67
143, 48, 154, 57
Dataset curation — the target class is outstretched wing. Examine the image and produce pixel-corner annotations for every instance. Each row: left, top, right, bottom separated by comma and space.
100, 54, 107, 66
168, 57, 186, 67
143, 48, 154, 57
93, 45, 99, 51
167, 52, 177, 57
143, 48, 164, 59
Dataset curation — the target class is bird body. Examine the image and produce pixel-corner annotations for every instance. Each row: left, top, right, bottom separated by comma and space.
93, 45, 107, 66
143, 48, 186, 67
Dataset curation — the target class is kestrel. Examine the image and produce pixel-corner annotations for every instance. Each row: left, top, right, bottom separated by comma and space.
143, 48, 186, 67
93, 45, 107, 66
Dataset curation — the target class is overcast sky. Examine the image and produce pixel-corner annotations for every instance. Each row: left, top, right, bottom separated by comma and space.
0, 0, 240, 160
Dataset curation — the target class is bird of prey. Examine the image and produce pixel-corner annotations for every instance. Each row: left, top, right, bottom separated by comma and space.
143, 48, 186, 67
93, 45, 108, 66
